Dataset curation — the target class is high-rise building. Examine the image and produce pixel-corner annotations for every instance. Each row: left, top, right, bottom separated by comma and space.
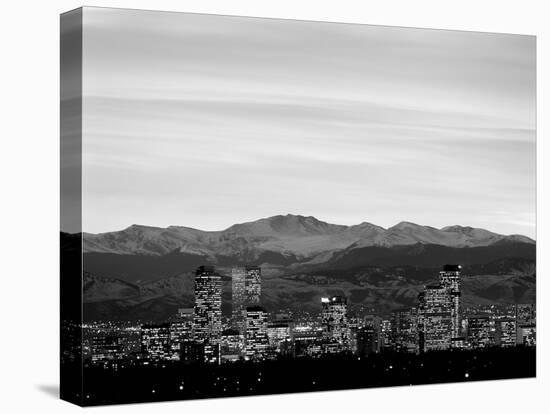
518, 325, 536, 346
466, 315, 493, 348
170, 308, 194, 360
193, 266, 222, 345
418, 285, 453, 352
321, 296, 351, 350
380, 319, 393, 350
245, 306, 269, 360
515, 304, 536, 325
439, 264, 462, 341
245, 266, 261, 304
231, 266, 262, 332
231, 267, 247, 332
267, 322, 291, 354
391, 308, 418, 353
496, 318, 517, 347
220, 328, 244, 363
140, 324, 171, 360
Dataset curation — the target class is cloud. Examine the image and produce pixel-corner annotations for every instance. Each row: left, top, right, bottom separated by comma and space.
80, 7, 536, 238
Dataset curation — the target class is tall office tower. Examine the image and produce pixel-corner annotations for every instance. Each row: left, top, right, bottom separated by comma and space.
231, 267, 247, 331
380, 319, 393, 350
169, 308, 194, 359
193, 266, 222, 345
391, 308, 419, 353
439, 264, 462, 341
466, 315, 493, 348
515, 303, 536, 345
321, 296, 351, 350
518, 325, 536, 346
418, 285, 453, 352
244, 306, 269, 360
220, 328, 244, 363
140, 323, 171, 360
245, 266, 261, 304
496, 318, 517, 347
515, 303, 536, 325
231, 266, 262, 332
266, 322, 291, 354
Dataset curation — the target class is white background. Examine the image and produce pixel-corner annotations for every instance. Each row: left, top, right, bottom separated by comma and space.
0, 0, 547, 412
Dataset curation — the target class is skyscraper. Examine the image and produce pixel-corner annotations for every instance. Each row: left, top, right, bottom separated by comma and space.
170, 308, 194, 360
245, 306, 269, 360
231, 267, 247, 332
245, 266, 262, 304
496, 318, 517, 347
231, 265, 262, 332
321, 296, 351, 351
140, 324, 171, 360
193, 266, 222, 345
391, 308, 419, 353
439, 264, 462, 341
418, 285, 453, 352
466, 315, 493, 348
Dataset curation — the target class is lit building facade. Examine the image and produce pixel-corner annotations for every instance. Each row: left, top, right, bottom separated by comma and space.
439, 264, 462, 341
321, 296, 351, 351
391, 308, 418, 353
231, 265, 262, 332
170, 308, 194, 359
519, 325, 536, 346
140, 324, 171, 360
496, 318, 517, 347
245, 306, 269, 360
466, 315, 493, 348
193, 266, 222, 345
267, 322, 291, 354
418, 285, 453, 352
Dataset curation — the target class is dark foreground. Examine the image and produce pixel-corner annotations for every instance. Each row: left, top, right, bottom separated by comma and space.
69, 347, 535, 406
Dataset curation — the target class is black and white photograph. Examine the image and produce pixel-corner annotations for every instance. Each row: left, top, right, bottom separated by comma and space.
58, 6, 539, 406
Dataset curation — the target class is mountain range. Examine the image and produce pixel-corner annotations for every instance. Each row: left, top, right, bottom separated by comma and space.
70, 214, 536, 321
83, 214, 533, 261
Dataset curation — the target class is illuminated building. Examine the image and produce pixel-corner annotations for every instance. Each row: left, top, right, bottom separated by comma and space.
231, 267, 246, 332
267, 322, 291, 354
170, 308, 194, 360
519, 325, 536, 346
140, 324, 171, 360
220, 328, 244, 363
245, 266, 261, 304
321, 296, 351, 351
231, 266, 262, 332
391, 308, 419, 353
380, 319, 393, 350
418, 285, 452, 351
91, 335, 124, 362
439, 264, 462, 342
293, 330, 323, 358
496, 318, 516, 347
245, 306, 269, 360
193, 266, 222, 345
466, 315, 493, 348
515, 304, 536, 325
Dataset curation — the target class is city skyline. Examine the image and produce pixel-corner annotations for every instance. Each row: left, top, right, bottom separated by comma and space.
79, 8, 535, 238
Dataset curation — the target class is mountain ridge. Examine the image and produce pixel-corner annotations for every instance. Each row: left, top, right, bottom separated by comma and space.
82, 214, 534, 259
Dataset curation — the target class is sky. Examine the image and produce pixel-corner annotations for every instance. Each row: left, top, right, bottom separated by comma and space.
80, 7, 536, 237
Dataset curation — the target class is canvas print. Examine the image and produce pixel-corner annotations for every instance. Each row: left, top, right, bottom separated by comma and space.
60, 7, 536, 406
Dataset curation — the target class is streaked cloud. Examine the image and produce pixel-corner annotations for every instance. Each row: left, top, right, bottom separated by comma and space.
81, 7, 535, 237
